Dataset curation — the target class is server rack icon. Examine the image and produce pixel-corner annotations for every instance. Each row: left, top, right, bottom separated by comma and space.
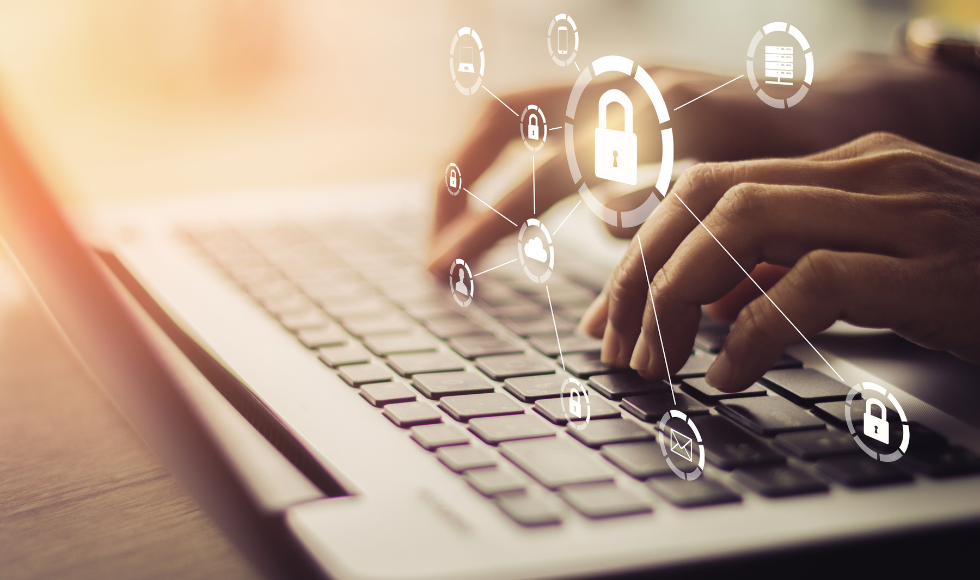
765, 46, 794, 85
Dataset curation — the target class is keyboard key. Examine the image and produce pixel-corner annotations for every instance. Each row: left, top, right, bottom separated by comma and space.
387, 352, 466, 377
681, 377, 767, 404
410, 423, 470, 450
762, 368, 852, 405
317, 344, 371, 367
503, 373, 574, 402
815, 455, 913, 487
774, 430, 861, 460
338, 363, 392, 387
567, 418, 655, 448
278, 308, 333, 332
564, 352, 616, 378
382, 401, 442, 428
412, 371, 495, 399
469, 414, 556, 445
499, 437, 614, 489
621, 392, 709, 422
694, 327, 727, 354
646, 476, 741, 508
297, 326, 348, 348
464, 467, 527, 496
322, 296, 393, 318
261, 293, 314, 316
559, 482, 651, 519
719, 397, 827, 436
770, 353, 803, 369
672, 352, 715, 379
436, 445, 497, 472
868, 421, 947, 453
449, 335, 523, 359
588, 373, 671, 400
528, 333, 602, 358
601, 441, 697, 479
504, 318, 576, 337
476, 354, 555, 380
903, 446, 980, 478
534, 396, 620, 425
363, 333, 438, 356
688, 415, 785, 470
359, 382, 417, 407
402, 302, 459, 321
425, 318, 490, 339
733, 464, 828, 497
438, 393, 525, 421
495, 493, 562, 526
812, 399, 878, 428
343, 315, 414, 337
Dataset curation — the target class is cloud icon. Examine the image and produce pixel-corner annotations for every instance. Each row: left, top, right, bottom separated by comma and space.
524, 236, 548, 263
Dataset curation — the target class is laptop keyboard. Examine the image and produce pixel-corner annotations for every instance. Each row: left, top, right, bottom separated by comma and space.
182, 219, 980, 526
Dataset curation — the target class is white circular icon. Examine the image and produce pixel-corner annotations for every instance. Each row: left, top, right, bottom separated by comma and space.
746, 22, 814, 109
520, 105, 547, 152
445, 163, 462, 196
845, 382, 910, 462
565, 56, 674, 228
449, 27, 485, 96
658, 410, 705, 481
450, 259, 474, 307
547, 14, 579, 67
560, 377, 591, 429
517, 218, 554, 284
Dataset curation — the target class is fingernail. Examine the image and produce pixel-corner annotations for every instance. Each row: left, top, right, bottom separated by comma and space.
706, 351, 733, 391
600, 322, 620, 365
579, 294, 607, 337
630, 334, 650, 371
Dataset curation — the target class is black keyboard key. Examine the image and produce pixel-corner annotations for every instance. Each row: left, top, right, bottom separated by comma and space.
812, 399, 881, 428
297, 326, 348, 348
601, 441, 696, 479
564, 352, 616, 378
503, 372, 574, 402
343, 315, 414, 337
534, 396, 620, 425
469, 414, 556, 445
646, 476, 741, 508
464, 467, 527, 496
694, 327, 727, 353
719, 397, 827, 436
425, 318, 490, 339
621, 392, 709, 422
359, 382, 417, 407
495, 493, 562, 526
436, 445, 496, 472
762, 368, 852, 405
410, 423, 470, 450
815, 455, 913, 487
688, 415, 785, 470
567, 418, 654, 448
363, 333, 439, 356
499, 437, 614, 489
338, 363, 393, 387
774, 430, 861, 460
559, 482, 651, 519
733, 464, 828, 497
681, 377, 767, 404
387, 352, 466, 377
903, 446, 980, 478
476, 354, 555, 380
672, 352, 715, 379
449, 335, 523, 359
411, 371, 495, 399
588, 373, 671, 400
382, 401, 442, 428
317, 344, 371, 368
439, 393, 524, 421
528, 333, 602, 358
870, 422, 947, 453
278, 308, 332, 332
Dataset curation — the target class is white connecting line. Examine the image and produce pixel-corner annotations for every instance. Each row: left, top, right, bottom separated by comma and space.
673, 75, 744, 111
532, 155, 535, 215
483, 85, 518, 117
462, 187, 518, 227
473, 259, 517, 278
545, 286, 566, 370
636, 241, 676, 405
552, 200, 581, 235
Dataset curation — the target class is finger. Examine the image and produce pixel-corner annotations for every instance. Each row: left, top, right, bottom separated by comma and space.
703, 263, 788, 324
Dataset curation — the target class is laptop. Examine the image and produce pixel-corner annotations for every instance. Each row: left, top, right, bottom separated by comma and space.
2, 96, 980, 578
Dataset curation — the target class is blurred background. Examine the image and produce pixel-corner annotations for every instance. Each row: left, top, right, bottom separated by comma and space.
0, 0, 976, 203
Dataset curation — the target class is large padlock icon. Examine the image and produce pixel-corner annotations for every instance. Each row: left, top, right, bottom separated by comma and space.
595, 89, 637, 185
863, 398, 889, 444
568, 385, 582, 418
528, 115, 539, 140
450, 169, 457, 188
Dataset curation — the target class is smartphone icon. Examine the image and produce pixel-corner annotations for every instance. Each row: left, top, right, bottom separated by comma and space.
558, 26, 567, 55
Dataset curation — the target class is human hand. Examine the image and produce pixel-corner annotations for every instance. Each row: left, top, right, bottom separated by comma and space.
579, 132, 980, 393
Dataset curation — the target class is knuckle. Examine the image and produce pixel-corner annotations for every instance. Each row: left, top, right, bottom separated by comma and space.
715, 183, 770, 225
794, 250, 847, 301
676, 161, 735, 196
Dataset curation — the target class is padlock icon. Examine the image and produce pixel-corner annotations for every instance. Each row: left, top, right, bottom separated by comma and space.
568, 385, 582, 418
450, 168, 457, 188
863, 398, 889, 444
594, 89, 637, 185
528, 114, 539, 140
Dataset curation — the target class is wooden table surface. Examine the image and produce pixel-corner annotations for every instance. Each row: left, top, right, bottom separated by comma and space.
0, 253, 260, 580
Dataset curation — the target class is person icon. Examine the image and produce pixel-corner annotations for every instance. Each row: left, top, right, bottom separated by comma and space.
454, 268, 469, 297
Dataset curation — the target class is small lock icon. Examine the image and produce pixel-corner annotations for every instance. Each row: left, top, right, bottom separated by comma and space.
863, 398, 889, 444
528, 115, 539, 140
449, 168, 457, 188
568, 386, 582, 418
594, 88, 638, 185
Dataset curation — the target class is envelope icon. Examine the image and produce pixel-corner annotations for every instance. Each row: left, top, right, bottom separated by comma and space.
669, 428, 693, 462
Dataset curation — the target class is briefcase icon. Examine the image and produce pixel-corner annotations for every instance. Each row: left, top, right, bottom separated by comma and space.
669, 428, 694, 462
594, 88, 637, 185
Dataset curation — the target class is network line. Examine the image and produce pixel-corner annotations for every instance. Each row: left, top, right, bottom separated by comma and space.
546, 286, 566, 370
483, 85, 518, 117
473, 259, 517, 277
552, 200, 581, 235
637, 240, 676, 405
462, 187, 518, 227
673, 75, 744, 111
